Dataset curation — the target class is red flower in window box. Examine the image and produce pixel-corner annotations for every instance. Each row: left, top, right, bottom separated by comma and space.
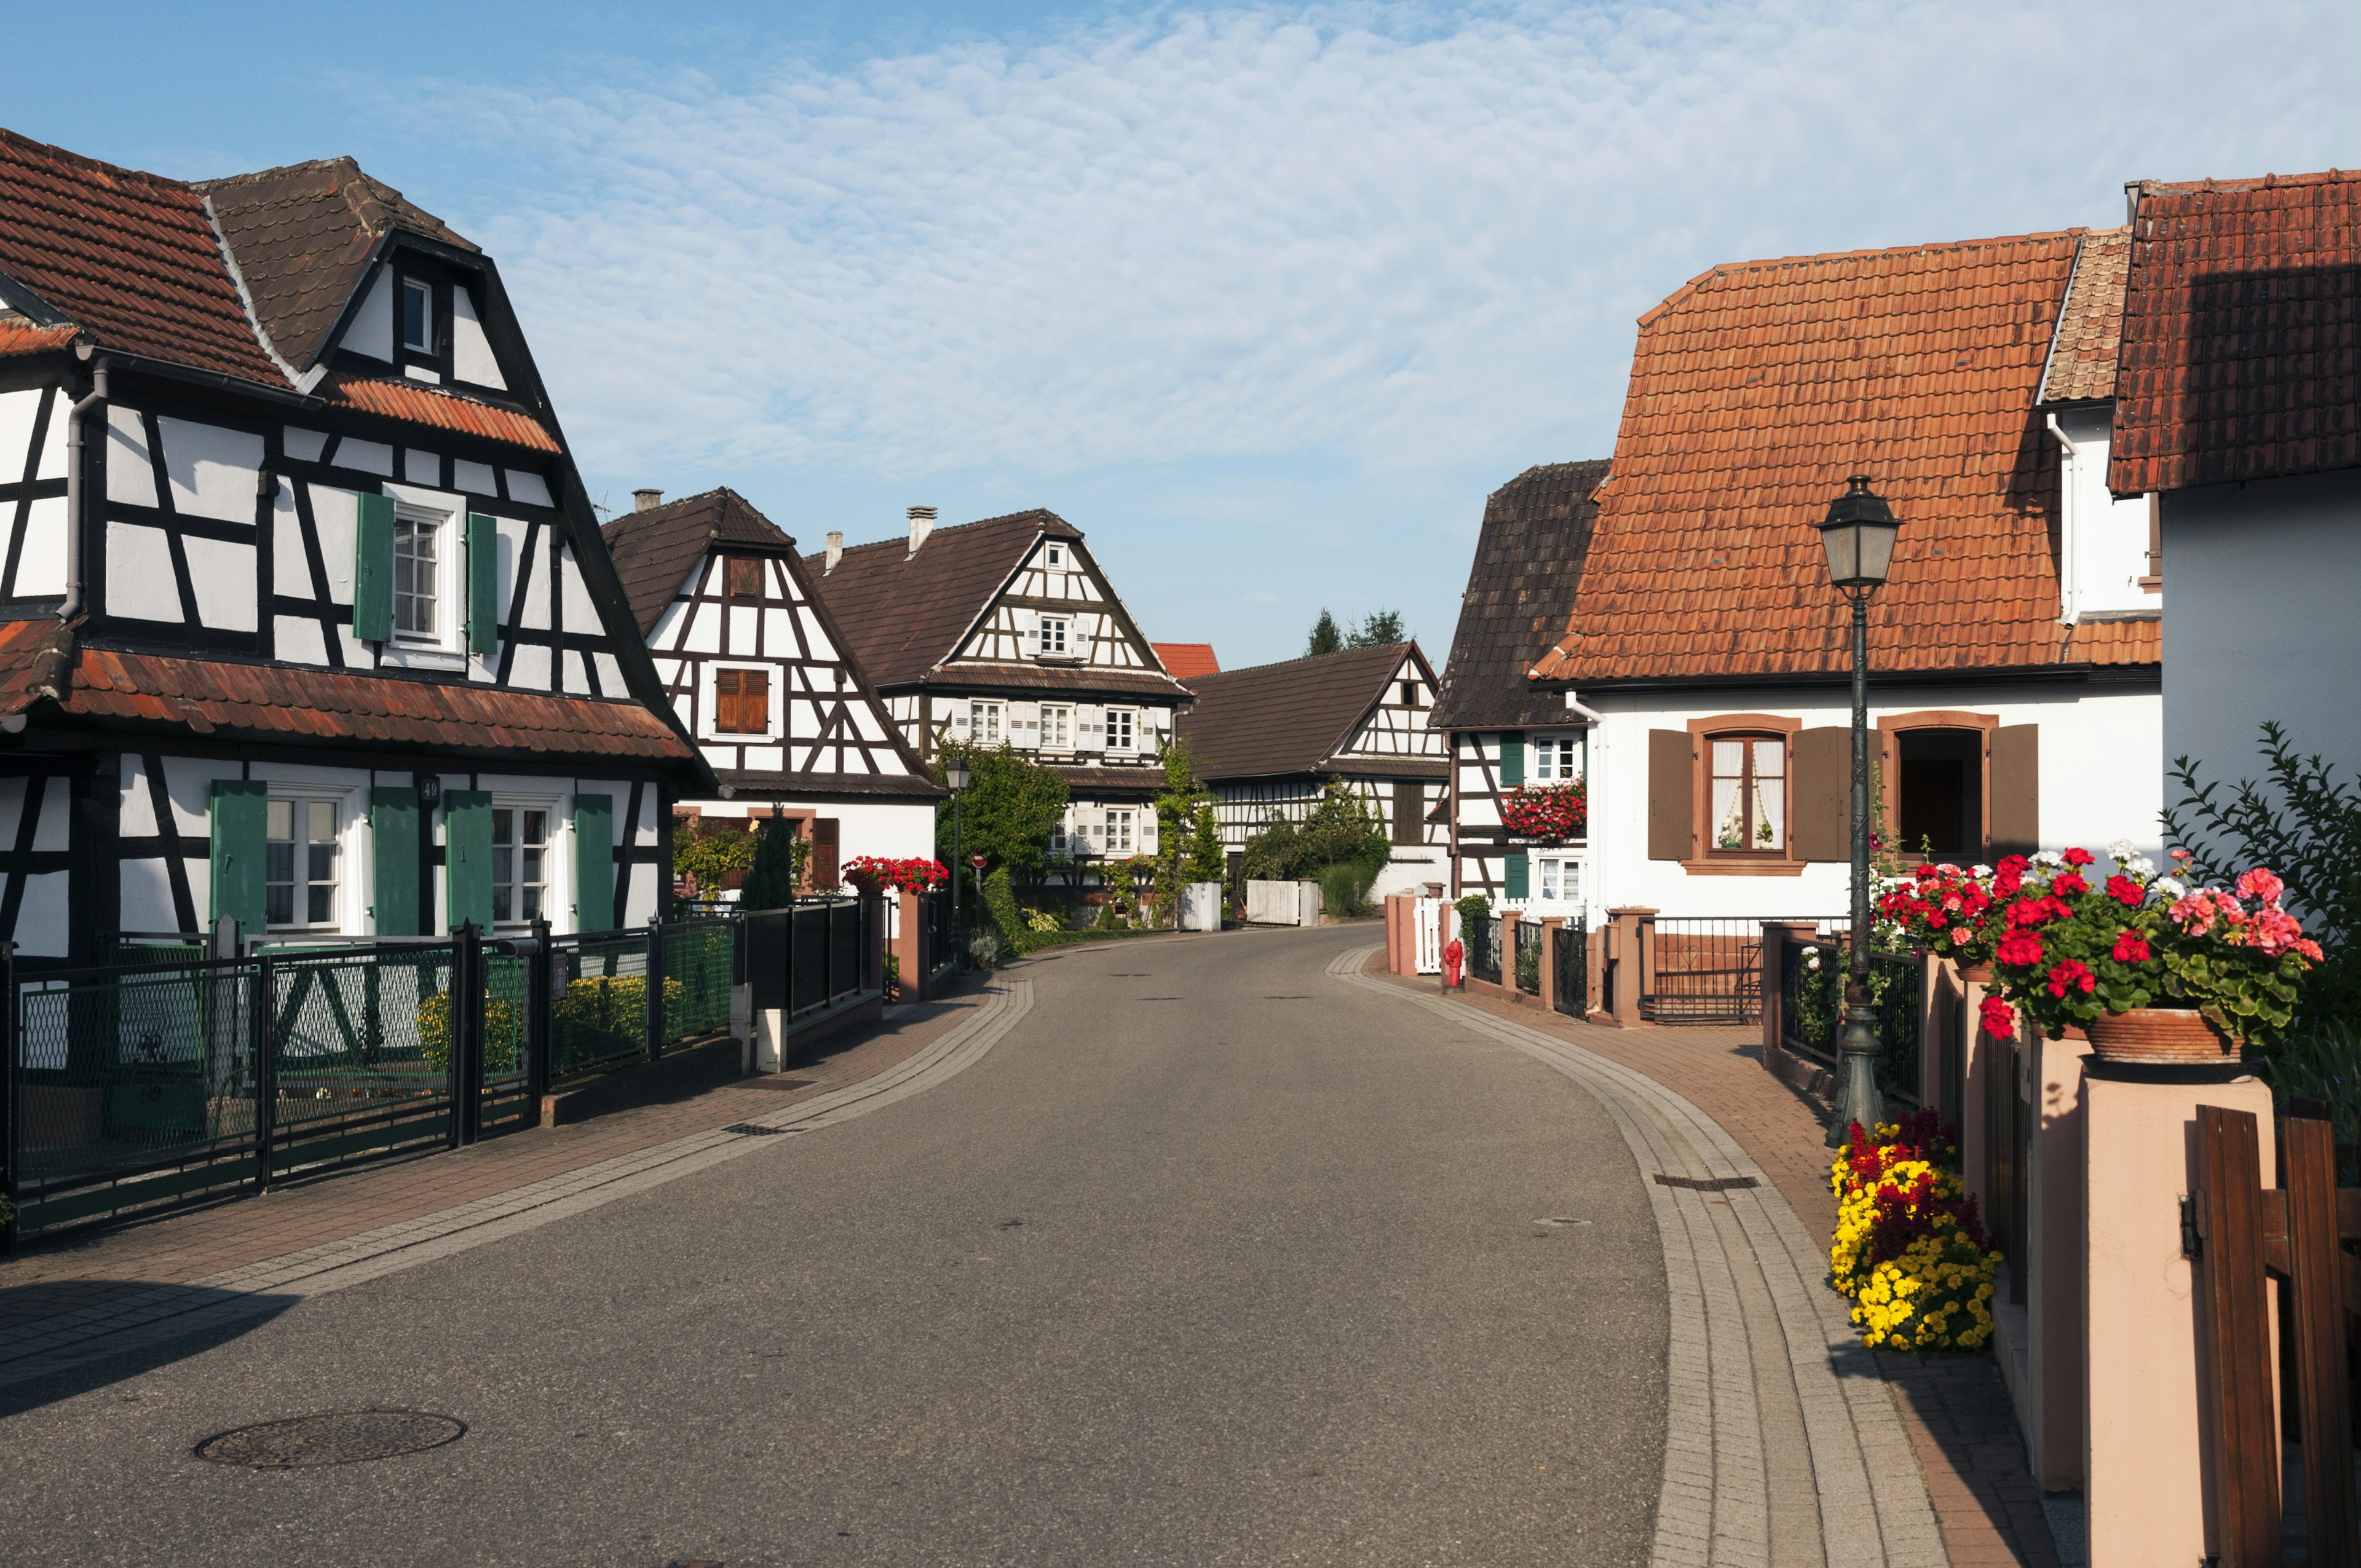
1499, 781, 1586, 841
841, 856, 949, 894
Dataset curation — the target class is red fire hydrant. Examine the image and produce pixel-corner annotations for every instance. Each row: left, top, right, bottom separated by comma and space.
1443, 936, 1464, 989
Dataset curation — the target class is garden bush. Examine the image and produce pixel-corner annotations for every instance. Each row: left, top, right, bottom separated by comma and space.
1829, 1110, 1998, 1352
1319, 861, 1375, 918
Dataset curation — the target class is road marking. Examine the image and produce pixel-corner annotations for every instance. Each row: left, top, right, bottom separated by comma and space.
0, 982, 1035, 1392
1329, 948, 1944, 1568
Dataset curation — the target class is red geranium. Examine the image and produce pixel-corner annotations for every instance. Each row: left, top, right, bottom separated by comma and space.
2062, 847, 2095, 867
2105, 875, 2145, 908
2051, 870, 2089, 897
2046, 959, 2096, 998
1995, 931, 2044, 967
1979, 995, 2019, 1039
2111, 930, 2150, 963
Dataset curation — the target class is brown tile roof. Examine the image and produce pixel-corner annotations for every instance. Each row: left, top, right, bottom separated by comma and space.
0, 318, 79, 358
716, 770, 943, 801
317, 372, 558, 455
192, 157, 475, 372
1177, 641, 1433, 780
1534, 230, 2105, 684
1430, 459, 1607, 730
0, 128, 284, 386
2039, 228, 2130, 404
1042, 763, 1181, 796
0, 619, 692, 762
803, 509, 1073, 689
603, 487, 796, 635
1152, 642, 1219, 679
2110, 169, 2361, 494
921, 663, 1187, 698
2063, 613, 2161, 665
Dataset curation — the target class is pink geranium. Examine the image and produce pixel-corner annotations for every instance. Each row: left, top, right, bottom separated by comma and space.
2236, 868, 2286, 906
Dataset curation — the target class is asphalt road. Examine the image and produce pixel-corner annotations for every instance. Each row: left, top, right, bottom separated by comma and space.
1, 924, 1667, 1567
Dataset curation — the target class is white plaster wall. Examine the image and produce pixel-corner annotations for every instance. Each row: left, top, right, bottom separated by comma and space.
451, 288, 507, 388
505, 469, 553, 507
2162, 469, 2361, 802
454, 459, 498, 497
105, 521, 181, 621
339, 439, 394, 477
1581, 680, 2162, 924
689, 797, 937, 869
119, 755, 241, 931
12, 495, 66, 596
105, 406, 157, 506
283, 427, 328, 463
347, 267, 395, 362
0, 385, 66, 479
156, 416, 263, 523
2052, 406, 2155, 620
1372, 845, 1447, 900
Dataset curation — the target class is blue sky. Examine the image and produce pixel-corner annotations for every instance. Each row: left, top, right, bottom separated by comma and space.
24, 2, 2361, 668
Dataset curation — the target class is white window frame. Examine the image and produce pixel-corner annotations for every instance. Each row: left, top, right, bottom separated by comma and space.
400, 277, 435, 354
1040, 704, 1072, 749
1035, 615, 1069, 657
1536, 854, 1581, 906
263, 784, 363, 934
708, 662, 778, 740
1104, 707, 1136, 752
386, 492, 464, 662
1533, 733, 1581, 782
1104, 808, 1135, 854
969, 701, 1003, 746
1050, 817, 1070, 856
489, 797, 561, 930
1044, 543, 1065, 570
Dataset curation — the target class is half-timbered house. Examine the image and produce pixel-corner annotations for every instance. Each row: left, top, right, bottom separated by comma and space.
603, 487, 939, 888
1429, 460, 1608, 909
0, 132, 704, 964
806, 508, 1195, 869
1175, 641, 1447, 898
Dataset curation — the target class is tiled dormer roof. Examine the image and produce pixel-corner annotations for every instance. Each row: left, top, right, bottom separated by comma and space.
194, 156, 477, 372
603, 487, 796, 635
1152, 642, 1220, 679
2110, 168, 2361, 494
0, 128, 285, 385
2039, 227, 2130, 405
1429, 458, 1606, 730
1533, 229, 2130, 685
803, 509, 1074, 689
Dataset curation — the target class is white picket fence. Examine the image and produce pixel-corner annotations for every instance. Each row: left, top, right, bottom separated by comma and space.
1413, 897, 1446, 974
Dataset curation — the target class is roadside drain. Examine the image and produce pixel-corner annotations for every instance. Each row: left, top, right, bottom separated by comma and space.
1651, 1173, 1759, 1192
1533, 1216, 1594, 1227
734, 1078, 817, 1091
197, 1408, 465, 1468
724, 1124, 799, 1137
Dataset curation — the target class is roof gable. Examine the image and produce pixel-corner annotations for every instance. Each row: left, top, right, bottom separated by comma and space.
1538, 230, 2105, 685
604, 487, 797, 636
1430, 459, 1606, 729
2039, 227, 2130, 405
1153, 642, 1219, 679
2110, 169, 2361, 494
1177, 641, 1428, 779
802, 509, 1066, 688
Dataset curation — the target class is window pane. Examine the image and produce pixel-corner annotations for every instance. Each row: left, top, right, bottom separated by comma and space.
1752, 739, 1785, 780
266, 883, 293, 926
267, 799, 292, 840
266, 841, 293, 886
308, 800, 336, 841
307, 840, 335, 884
1712, 739, 1744, 779
401, 280, 432, 351
1752, 778, 1786, 850
1712, 777, 1746, 850
308, 884, 334, 924
493, 881, 512, 924
524, 810, 546, 845
522, 886, 541, 920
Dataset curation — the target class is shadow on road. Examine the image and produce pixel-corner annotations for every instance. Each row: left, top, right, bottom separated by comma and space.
0, 1282, 299, 1418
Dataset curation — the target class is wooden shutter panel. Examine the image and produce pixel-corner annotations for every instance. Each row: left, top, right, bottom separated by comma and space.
1790, 728, 1851, 862
370, 786, 422, 936
744, 668, 770, 733
1393, 781, 1421, 846
445, 790, 494, 931
1646, 730, 1692, 861
1498, 731, 1525, 787
1989, 726, 2040, 858
813, 817, 840, 891
572, 794, 615, 932
466, 512, 497, 657
714, 669, 740, 732
208, 779, 268, 934
352, 492, 394, 641
1503, 850, 1530, 900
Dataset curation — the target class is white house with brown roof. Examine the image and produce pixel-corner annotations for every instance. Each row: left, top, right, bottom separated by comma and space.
1522, 228, 2164, 928
0, 131, 702, 963
805, 507, 1195, 869
602, 487, 941, 891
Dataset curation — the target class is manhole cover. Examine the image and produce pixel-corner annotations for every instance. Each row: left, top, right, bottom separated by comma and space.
196, 1408, 465, 1468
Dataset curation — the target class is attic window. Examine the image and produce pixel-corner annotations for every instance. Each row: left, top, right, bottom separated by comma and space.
1045, 544, 1064, 569
400, 278, 434, 354
726, 556, 763, 597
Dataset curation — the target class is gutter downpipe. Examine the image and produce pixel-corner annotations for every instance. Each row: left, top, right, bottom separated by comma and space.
59, 350, 109, 623
2046, 411, 2079, 623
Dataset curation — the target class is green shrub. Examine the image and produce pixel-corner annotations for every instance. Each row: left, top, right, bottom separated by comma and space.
417, 989, 521, 1074
967, 928, 1006, 969
1319, 861, 1375, 917
983, 867, 1027, 953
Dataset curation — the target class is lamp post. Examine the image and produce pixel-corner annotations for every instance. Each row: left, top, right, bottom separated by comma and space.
1817, 475, 1902, 1148
945, 758, 971, 957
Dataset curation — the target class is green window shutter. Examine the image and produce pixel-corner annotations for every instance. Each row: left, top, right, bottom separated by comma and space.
572, 793, 615, 933
466, 512, 497, 657
1498, 731, 1525, 787
370, 786, 422, 936
444, 789, 494, 931
1503, 850, 1530, 901
208, 779, 268, 935
353, 492, 394, 641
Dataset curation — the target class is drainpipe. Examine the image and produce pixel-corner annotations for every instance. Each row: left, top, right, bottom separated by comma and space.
2046, 411, 2078, 623
59, 350, 109, 623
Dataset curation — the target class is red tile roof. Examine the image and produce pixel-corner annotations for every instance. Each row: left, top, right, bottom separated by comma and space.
317, 373, 559, 454
2039, 228, 2130, 404
0, 319, 80, 358
2110, 169, 2361, 494
0, 128, 286, 387
1152, 642, 1219, 679
1534, 230, 2129, 684
0, 619, 692, 762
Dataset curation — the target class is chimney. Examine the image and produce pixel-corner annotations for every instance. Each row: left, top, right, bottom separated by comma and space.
633, 487, 663, 513
825, 530, 844, 573
906, 505, 937, 555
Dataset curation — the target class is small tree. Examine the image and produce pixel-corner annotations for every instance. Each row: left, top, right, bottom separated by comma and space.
740, 812, 810, 910
1305, 609, 1343, 657
1345, 609, 1406, 648
1150, 739, 1214, 927
1187, 797, 1225, 885
673, 815, 757, 897
934, 740, 1070, 888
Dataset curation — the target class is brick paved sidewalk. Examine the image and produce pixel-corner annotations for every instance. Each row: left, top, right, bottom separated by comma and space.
0, 983, 992, 1334
1366, 958, 2062, 1568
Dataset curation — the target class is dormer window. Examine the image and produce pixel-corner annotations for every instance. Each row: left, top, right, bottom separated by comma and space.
400, 278, 435, 354
1035, 616, 1069, 656
726, 556, 763, 597
1045, 544, 1064, 569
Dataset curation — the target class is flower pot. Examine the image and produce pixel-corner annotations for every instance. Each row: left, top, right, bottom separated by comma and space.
1957, 964, 1992, 984
2085, 1007, 2240, 1065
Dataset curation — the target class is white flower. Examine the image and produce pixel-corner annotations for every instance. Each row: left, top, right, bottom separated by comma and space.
2108, 838, 2137, 864
2126, 855, 2156, 879
2033, 850, 2065, 867
2155, 877, 2188, 899
1971, 864, 1994, 878
1806, 952, 1822, 971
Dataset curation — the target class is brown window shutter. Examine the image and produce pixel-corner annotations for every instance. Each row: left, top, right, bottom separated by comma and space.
1989, 726, 2039, 857
744, 668, 770, 732
1647, 730, 1692, 861
1393, 781, 1421, 846
714, 669, 742, 732
813, 816, 840, 889
1790, 728, 1851, 862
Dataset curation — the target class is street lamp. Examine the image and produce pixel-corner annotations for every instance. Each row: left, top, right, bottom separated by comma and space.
1817, 475, 1902, 1148
945, 758, 971, 958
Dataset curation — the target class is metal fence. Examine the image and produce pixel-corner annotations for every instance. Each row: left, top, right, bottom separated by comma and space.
1639, 918, 1765, 1025
1463, 913, 1500, 985
744, 897, 873, 1023
1552, 917, 1588, 1018
928, 886, 954, 975
1514, 919, 1544, 995
1774, 931, 1921, 1100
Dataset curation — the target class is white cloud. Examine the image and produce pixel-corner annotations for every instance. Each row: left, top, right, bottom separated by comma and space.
406, 0, 2361, 499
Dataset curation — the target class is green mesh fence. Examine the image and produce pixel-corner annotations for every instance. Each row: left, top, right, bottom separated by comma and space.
662, 923, 732, 1044
267, 948, 456, 1164
552, 936, 654, 1080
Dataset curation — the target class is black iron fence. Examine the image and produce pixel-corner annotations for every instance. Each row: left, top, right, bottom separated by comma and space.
1514, 919, 1544, 995
1773, 930, 1921, 1101
1463, 912, 1500, 985
2, 909, 807, 1245
743, 896, 874, 1023
1553, 917, 1588, 1018
1639, 918, 1765, 1025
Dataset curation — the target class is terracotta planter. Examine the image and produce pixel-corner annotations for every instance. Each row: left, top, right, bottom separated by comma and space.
1958, 964, 1993, 984
2085, 1007, 2240, 1065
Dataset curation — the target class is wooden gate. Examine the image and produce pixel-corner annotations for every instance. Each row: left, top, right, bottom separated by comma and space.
2191, 1103, 2359, 1567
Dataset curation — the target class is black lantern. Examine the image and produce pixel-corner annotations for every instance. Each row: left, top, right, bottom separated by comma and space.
945, 760, 972, 792
1817, 475, 1900, 594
